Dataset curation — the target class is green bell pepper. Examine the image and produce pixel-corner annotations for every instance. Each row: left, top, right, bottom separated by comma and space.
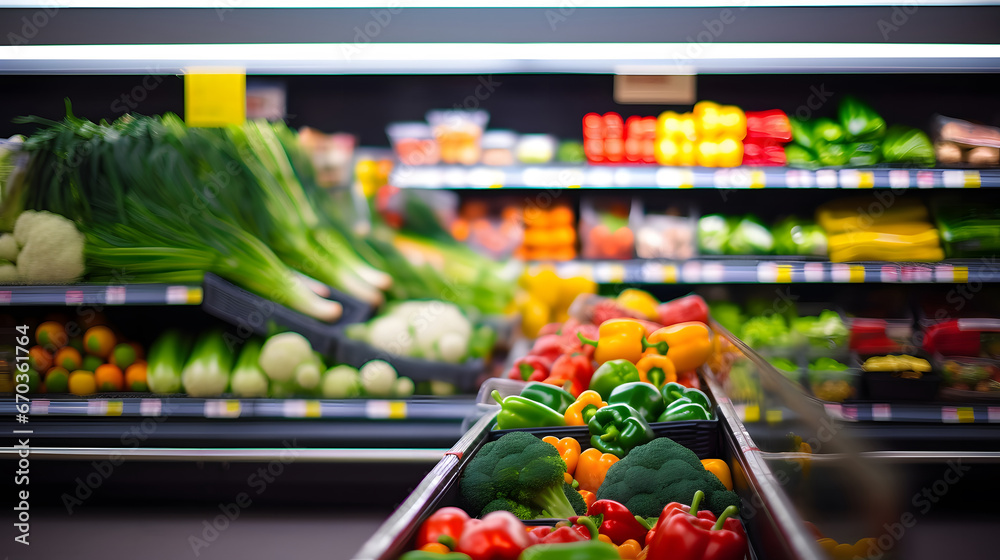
660, 383, 712, 412
520, 382, 576, 415
785, 144, 818, 169
400, 552, 472, 560
519, 541, 620, 560
838, 96, 886, 141
789, 117, 816, 150
587, 403, 655, 457
812, 117, 846, 143
607, 382, 665, 423
882, 125, 935, 166
589, 359, 641, 400
658, 401, 712, 422
815, 140, 850, 167
846, 142, 881, 166
491, 390, 566, 430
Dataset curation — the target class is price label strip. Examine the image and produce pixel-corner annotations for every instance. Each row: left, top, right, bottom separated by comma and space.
366, 400, 407, 420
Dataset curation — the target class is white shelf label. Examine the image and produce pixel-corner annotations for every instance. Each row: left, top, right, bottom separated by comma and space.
65, 290, 84, 305
467, 167, 505, 188
366, 400, 407, 419
713, 170, 730, 189
872, 404, 891, 421
31, 400, 49, 415
614, 168, 632, 187
166, 286, 190, 305
586, 168, 615, 187
942, 170, 964, 188
989, 407, 1000, 423
105, 286, 127, 305
641, 262, 664, 283
139, 399, 162, 417
785, 170, 813, 189
681, 261, 701, 283
934, 265, 955, 283
87, 400, 108, 416
839, 169, 861, 189
880, 266, 899, 283
888, 170, 910, 189
823, 403, 843, 419
702, 262, 725, 283
816, 169, 838, 188
756, 262, 778, 283
916, 170, 935, 188
803, 262, 825, 283
205, 400, 242, 418
655, 168, 683, 188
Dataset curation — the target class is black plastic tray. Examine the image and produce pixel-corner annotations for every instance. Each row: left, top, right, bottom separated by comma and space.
488, 418, 718, 459
201, 272, 372, 356
864, 371, 942, 401
334, 335, 484, 393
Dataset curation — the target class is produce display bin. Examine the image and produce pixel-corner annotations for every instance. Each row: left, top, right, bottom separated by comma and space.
354, 400, 823, 560
202, 272, 373, 356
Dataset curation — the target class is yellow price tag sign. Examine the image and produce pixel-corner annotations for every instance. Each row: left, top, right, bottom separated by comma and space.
775, 264, 793, 283
185, 69, 246, 127
953, 266, 969, 283
106, 401, 124, 416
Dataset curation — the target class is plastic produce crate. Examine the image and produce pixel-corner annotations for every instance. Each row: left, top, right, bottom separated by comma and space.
201, 272, 372, 356
355, 409, 783, 560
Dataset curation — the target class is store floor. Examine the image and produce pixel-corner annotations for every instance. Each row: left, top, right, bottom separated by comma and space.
13, 506, 391, 560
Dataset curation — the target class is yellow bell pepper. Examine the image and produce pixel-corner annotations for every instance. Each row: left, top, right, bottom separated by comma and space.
700, 458, 733, 490
643, 322, 713, 372
654, 137, 679, 165
617, 539, 643, 560
520, 294, 552, 338
694, 101, 747, 139
635, 353, 677, 388
542, 435, 582, 476
616, 289, 659, 321
578, 318, 648, 365
696, 136, 743, 168
576, 447, 619, 494
565, 390, 607, 426
677, 140, 698, 166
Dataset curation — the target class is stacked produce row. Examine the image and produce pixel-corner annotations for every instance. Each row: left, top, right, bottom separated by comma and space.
713, 294, 1000, 404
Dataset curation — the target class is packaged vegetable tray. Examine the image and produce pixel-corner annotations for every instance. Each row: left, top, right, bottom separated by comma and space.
935, 354, 1000, 401
854, 351, 940, 401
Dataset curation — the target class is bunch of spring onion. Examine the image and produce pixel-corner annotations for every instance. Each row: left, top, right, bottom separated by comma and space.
14, 104, 354, 320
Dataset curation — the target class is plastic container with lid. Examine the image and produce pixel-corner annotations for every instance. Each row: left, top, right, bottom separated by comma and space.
855, 351, 940, 401
921, 318, 1000, 357
847, 300, 914, 355
426, 109, 489, 165
385, 122, 439, 166
806, 357, 859, 402
480, 130, 518, 166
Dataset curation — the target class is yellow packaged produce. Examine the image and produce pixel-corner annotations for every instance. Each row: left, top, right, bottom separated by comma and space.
817, 197, 930, 234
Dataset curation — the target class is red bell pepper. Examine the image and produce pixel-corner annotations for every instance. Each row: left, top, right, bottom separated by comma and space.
656, 295, 709, 327
416, 507, 471, 549
646, 506, 746, 560
455, 511, 530, 560
507, 356, 551, 382
742, 139, 787, 166
745, 109, 792, 142
544, 352, 594, 397
531, 334, 579, 363
526, 516, 599, 545
646, 492, 746, 560
586, 500, 651, 546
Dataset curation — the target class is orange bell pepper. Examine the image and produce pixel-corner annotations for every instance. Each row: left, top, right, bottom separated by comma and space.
564, 390, 607, 426
700, 458, 733, 490
578, 489, 596, 511
617, 539, 643, 559
576, 447, 619, 494
578, 318, 648, 365
543, 436, 582, 477
635, 354, 676, 388
643, 321, 713, 372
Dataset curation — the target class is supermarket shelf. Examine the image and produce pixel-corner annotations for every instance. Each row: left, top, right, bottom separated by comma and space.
1, 396, 477, 420
0, 446, 446, 463
0, 283, 202, 306
822, 401, 1000, 424
390, 165, 997, 190
528, 259, 1000, 284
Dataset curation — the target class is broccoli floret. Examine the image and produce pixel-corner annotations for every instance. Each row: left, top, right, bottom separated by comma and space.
595, 437, 740, 518
461, 432, 581, 520
563, 482, 587, 516
481, 498, 539, 520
